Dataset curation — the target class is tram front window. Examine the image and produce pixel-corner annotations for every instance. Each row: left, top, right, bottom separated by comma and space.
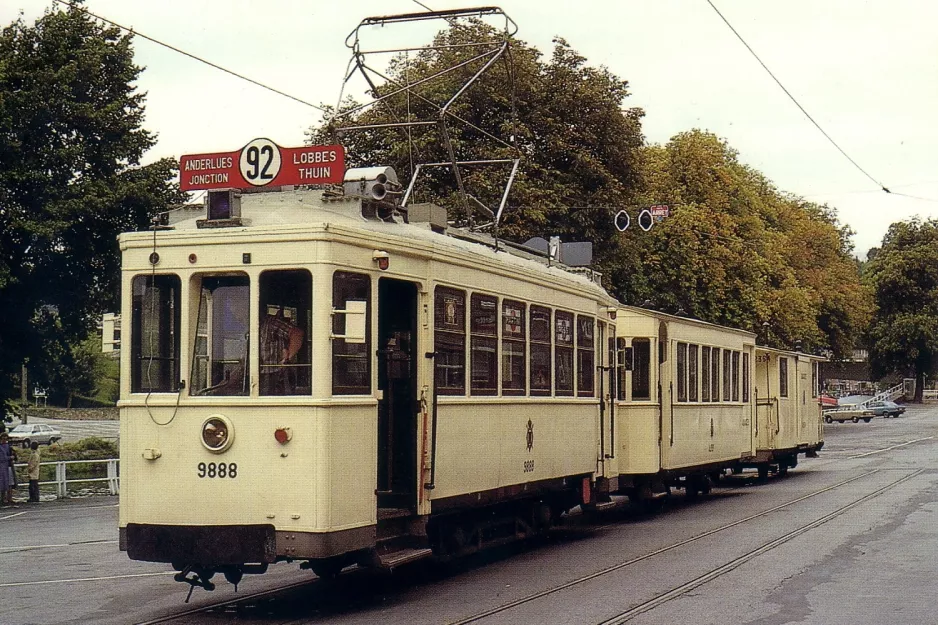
191, 275, 250, 396
260, 270, 311, 395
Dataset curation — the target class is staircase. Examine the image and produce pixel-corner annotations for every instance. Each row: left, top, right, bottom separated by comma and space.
839, 382, 906, 410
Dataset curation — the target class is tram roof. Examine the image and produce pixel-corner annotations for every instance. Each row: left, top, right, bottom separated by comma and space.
121, 187, 615, 301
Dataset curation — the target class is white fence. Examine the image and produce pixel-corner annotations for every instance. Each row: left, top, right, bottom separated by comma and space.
13, 459, 119, 498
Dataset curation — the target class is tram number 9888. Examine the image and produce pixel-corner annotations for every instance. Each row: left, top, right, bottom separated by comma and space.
197, 462, 238, 479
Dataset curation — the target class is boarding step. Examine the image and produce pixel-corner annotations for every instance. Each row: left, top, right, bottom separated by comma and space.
594, 501, 618, 511
378, 547, 433, 570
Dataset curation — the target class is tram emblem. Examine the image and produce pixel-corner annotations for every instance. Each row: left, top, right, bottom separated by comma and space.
526, 419, 534, 452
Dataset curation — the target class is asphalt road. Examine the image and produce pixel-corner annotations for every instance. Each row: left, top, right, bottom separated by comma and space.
2, 404, 937, 625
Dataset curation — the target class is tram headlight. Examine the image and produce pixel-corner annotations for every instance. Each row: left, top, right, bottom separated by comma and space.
201, 415, 234, 453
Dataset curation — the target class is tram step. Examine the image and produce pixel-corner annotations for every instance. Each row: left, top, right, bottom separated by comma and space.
594, 501, 618, 511
378, 547, 433, 570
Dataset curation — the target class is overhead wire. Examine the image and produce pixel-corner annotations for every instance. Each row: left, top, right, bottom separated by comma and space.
51, 0, 327, 112
704, 0, 893, 195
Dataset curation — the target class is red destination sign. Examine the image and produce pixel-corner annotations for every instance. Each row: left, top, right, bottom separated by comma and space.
180, 139, 345, 191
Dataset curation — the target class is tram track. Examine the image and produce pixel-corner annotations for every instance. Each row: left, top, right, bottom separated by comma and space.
132, 469, 887, 625
450, 468, 922, 625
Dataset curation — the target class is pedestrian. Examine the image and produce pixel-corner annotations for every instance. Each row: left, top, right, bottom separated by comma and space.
0, 432, 13, 506
27, 441, 40, 503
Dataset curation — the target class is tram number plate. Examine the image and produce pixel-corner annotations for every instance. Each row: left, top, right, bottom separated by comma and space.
523, 460, 535, 473
197, 462, 238, 479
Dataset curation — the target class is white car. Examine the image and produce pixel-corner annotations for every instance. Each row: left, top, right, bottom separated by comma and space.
6, 423, 62, 447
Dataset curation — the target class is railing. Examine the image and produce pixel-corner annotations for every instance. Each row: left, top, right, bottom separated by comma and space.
834, 382, 906, 410
925, 389, 938, 400
12, 459, 119, 498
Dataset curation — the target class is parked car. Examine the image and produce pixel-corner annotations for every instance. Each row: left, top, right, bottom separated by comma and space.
866, 400, 905, 418
6, 423, 62, 447
824, 408, 876, 424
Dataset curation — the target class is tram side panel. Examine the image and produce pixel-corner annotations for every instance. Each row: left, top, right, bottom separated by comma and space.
425, 261, 607, 508
797, 355, 824, 449
658, 320, 755, 472
610, 311, 661, 477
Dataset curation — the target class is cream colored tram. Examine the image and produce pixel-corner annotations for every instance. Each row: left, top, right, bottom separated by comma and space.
745, 347, 825, 478
605, 307, 757, 499
118, 170, 619, 588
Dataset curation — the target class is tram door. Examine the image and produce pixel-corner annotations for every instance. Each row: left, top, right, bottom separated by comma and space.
376, 279, 419, 511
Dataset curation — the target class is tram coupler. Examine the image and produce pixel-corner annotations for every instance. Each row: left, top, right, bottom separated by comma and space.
174, 565, 216, 603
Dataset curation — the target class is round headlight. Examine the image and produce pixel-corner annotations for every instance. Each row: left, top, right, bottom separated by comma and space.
201, 415, 234, 453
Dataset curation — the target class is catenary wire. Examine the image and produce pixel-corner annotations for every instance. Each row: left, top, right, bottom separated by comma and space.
51, 0, 327, 112
704, 0, 891, 195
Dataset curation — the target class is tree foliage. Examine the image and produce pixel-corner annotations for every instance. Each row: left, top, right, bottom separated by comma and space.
0, 5, 184, 416
309, 23, 869, 357
864, 219, 938, 400
624, 131, 871, 356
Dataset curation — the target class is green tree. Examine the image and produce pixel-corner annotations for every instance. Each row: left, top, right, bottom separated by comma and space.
308, 22, 646, 278
0, 4, 184, 418
865, 219, 938, 401
624, 131, 871, 357
309, 23, 868, 358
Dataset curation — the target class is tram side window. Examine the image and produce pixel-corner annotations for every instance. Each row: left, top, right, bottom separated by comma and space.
259, 270, 311, 396
676, 342, 688, 402
689, 344, 699, 402
743, 352, 751, 402
812, 361, 818, 398
722, 349, 732, 402
616, 338, 629, 401
710, 348, 721, 402
576, 315, 595, 397
434, 287, 466, 395
131, 275, 181, 393
502, 300, 526, 395
530, 306, 552, 396
732, 351, 740, 401
555, 311, 575, 396
779, 357, 789, 397
470, 293, 498, 395
190, 275, 250, 396
333, 272, 371, 395
631, 338, 651, 401
701, 346, 711, 402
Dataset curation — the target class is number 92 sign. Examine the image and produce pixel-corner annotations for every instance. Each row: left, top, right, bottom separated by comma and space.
239, 138, 282, 186
180, 139, 345, 191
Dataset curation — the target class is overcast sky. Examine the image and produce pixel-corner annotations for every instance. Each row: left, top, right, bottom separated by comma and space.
4, 0, 937, 258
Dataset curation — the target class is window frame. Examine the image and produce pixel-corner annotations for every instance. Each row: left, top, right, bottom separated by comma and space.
779, 357, 789, 398
554, 310, 575, 397
631, 338, 652, 401
529, 305, 552, 396
332, 271, 372, 395
676, 342, 688, 402
434, 286, 467, 396
470, 293, 499, 396
701, 346, 711, 402
576, 315, 595, 397
131, 274, 181, 394
259, 269, 312, 396
502, 299, 527, 396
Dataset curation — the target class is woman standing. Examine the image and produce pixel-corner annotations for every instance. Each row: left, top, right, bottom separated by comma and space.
0, 432, 14, 506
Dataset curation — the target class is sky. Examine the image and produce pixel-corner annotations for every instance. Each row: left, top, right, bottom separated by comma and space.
3, 0, 937, 258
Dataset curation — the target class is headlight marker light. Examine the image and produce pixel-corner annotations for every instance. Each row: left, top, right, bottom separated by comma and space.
201, 415, 234, 453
